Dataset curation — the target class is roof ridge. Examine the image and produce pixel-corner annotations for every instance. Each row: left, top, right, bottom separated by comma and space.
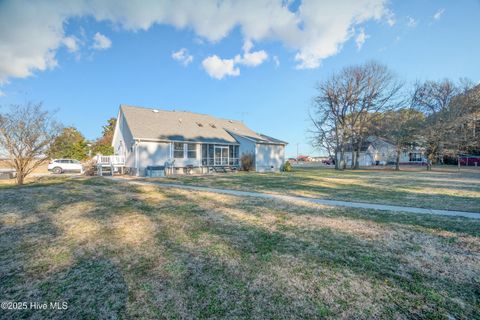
120, 104, 242, 123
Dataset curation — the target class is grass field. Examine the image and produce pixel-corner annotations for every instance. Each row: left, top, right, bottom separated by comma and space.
1, 176, 479, 319
155, 167, 480, 212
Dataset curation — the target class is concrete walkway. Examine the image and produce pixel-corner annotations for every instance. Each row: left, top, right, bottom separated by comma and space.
108, 177, 480, 220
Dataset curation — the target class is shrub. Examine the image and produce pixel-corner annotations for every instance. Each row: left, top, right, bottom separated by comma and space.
282, 161, 293, 172
240, 153, 254, 171
82, 158, 96, 176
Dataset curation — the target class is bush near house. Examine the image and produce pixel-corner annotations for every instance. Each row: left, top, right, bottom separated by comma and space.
240, 153, 254, 171
282, 161, 293, 172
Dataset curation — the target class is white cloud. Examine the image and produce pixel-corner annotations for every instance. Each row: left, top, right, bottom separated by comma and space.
385, 9, 396, 26
62, 36, 79, 52
0, 0, 393, 82
273, 56, 280, 68
433, 8, 445, 21
406, 16, 417, 28
0, 90, 5, 97
239, 50, 268, 66
92, 32, 111, 50
235, 42, 268, 67
202, 40, 268, 79
202, 55, 240, 79
172, 48, 193, 66
355, 28, 369, 50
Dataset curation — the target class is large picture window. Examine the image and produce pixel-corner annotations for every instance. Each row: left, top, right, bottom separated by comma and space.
409, 153, 422, 162
174, 142, 184, 158
187, 143, 197, 159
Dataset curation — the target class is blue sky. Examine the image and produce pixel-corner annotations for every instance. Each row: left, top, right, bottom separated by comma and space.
0, 0, 479, 157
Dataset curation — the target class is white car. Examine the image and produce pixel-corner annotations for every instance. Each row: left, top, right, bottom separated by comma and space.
48, 159, 83, 174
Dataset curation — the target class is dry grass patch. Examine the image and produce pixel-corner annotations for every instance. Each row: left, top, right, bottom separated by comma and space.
0, 177, 479, 319
156, 167, 480, 212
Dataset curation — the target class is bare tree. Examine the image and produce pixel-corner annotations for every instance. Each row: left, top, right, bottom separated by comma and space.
311, 73, 349, 169
444, 83, 480, 156
411, 79, 458, 168
374, 108, 424, 170
309, 113, 336, 162
412, 79, 478, 168
0, 102, 60, 185
311, 61, 402, 170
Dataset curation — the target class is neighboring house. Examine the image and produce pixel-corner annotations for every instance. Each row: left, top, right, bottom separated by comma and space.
296, 155, 312, 162
342, 137, 426, 166
112, 105, 287, 176
310, 156, 329, 162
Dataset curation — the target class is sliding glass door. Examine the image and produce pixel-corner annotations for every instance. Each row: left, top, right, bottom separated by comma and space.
214, 146, 229, 165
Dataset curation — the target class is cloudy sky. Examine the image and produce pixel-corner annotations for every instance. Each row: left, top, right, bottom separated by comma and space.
0, 0, 479, 157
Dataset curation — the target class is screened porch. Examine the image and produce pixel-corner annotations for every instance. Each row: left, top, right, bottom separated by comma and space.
201, 144, 240, 167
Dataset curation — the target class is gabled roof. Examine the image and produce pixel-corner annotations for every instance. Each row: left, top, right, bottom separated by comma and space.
120, 105, 287, 145
345, 136, 394, 152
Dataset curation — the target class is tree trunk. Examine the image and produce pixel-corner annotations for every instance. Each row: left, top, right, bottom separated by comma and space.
334, 149, 339, 170
340, 146, 346, 170
16, 170, 24, 185
395, 147, 401, 171
351, 149, 355, 169
427, 154, 433, 171
334, 121, 340, 170
354, 140, 362, 169
350, 137, 356, 169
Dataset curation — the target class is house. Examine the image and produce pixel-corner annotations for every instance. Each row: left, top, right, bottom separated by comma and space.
296, 155, 312, 162
310, 156, 329, 162
342, 137, 426, 166
112, 105, 287, 176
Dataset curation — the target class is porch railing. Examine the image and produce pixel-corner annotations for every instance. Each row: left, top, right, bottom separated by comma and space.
96, 155, 125, 165
202, 158, 239, 166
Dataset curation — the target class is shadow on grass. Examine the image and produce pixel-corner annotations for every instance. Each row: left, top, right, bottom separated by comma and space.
158, 168, 480, 212
145, 189, 479, 318
0, 178, 478, 319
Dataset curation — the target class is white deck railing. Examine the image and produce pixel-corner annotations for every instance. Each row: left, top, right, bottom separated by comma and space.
95, 155, 125, 166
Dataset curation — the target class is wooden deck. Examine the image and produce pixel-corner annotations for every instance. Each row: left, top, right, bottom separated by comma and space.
95, 155, 125, 176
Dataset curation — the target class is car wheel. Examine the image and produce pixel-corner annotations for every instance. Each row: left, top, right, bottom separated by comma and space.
52, 167, 63, 174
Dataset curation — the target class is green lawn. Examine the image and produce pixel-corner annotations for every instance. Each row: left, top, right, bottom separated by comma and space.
1, 177, 479, 319
155, 167, 480, 212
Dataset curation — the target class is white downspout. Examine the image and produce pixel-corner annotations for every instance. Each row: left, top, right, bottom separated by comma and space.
135, 140, 140, 176
255, 143, 258, 172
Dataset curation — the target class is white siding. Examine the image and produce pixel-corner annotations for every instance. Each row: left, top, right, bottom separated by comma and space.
136, 141, 202, 176
137, 142, 171, 175
229, 133, 257, 170
255, 143, 285, 172
230, 134, 256, 158
113, 110, 135, 168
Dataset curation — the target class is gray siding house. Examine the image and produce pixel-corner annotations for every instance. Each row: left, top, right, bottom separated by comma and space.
341, 136, 426, 166
112, 105, 287, 176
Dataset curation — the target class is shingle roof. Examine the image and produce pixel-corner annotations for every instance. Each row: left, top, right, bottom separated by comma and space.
120, 105, 287, 145
344, 136, 394, 152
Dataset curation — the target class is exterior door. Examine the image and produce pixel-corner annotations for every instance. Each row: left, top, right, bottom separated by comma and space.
214, 146, 229, 165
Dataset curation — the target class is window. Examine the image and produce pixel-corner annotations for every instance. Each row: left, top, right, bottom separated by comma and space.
174, 142, 184, 158
187, 143, 197, 159
409, 153, 422, 162
229, 145, 239, 159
